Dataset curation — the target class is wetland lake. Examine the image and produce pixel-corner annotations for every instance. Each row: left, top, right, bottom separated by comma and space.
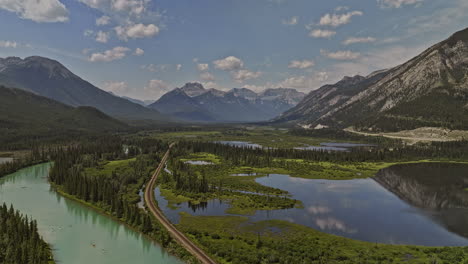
157, 162, 468, 247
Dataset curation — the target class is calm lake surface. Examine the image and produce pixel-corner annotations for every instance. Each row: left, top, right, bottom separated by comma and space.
0, 163, 182, 264
216, 140, 375, 152
157, 163, 468, 246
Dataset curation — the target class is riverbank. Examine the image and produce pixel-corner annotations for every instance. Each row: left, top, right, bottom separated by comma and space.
50, 182, 197, 264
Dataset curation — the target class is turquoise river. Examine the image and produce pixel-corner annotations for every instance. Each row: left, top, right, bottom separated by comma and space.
0, 163, 182, 264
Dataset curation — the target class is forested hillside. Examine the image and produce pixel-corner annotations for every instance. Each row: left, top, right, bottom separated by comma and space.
0, 86, 128, 149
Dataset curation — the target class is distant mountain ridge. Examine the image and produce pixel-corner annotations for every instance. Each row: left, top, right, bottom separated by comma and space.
149, 83, 305, 122
0, 56, 166, 121
274, 27, 468, 131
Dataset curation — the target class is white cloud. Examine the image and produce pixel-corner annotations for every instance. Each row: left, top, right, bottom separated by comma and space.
0, 40, 18, 48
282, 16, 298, 25
343, 37, 377, 45
309, 29, 336, 38
111, 0, 145, 15
278, 71, 329, 90
288, 59, 315, 69
176, 64, 182, 71
95, 31, 110, 43
197, 63, 209, 71
80, 0, 145, 15
213, 56, 244, 71
200, 72, 215, 81
134, 48, 144, 56
231, 69, 261, 82
319, 11, 363, 27
96, 15, 110, 26
0, 0, 68, 23
102, 81, 128, 94
88, 46, 130, 62
115, 23, 159, 41
378, 0, 423, 8
144, 79, 171, 99
321, 50, 361, 60
141, 64, 170, 72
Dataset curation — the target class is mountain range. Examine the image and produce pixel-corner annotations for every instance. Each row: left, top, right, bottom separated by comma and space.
275, 27, 468, 132
149, 83, 305, 122
0, 56, 166, 121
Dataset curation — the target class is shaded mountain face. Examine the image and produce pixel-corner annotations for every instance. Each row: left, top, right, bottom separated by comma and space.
0, 85, 127, 140
149, 83, 305, 122
274, 27, 468, 131
0, 56, 166, 121
374, 163, 468, 239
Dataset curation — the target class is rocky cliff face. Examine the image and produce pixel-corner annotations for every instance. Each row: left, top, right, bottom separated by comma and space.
274, 27, 468, 131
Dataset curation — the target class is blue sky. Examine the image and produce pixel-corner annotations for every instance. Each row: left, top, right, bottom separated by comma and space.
1, 0, 468, 100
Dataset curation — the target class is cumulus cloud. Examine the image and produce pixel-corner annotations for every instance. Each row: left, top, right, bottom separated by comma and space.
231, 69, 261, 82
96, 15, 110, 26
321, 50, 361, 60
111, 0, 145, 15
134, 47, 144, 56
141, 64, 170, 72
278, 71, 329, 90
0, 0, 68, 23
378, 0, 423, 8
309, 29, 336, 38
213, 56, 244, 71
144, 79, 171, 99
0, 40, 18, 48
95, 31, 110, 43
282, 16, 298, 25
115, 23, 159, 41
197, 63, 209, 71
319, 11, 363, 27
176, 64, 182, 71
343, 37, 377, 45
102, 81, 128, 94
80, 0, 145, 15
200, 72, 215, 81
88, 46, 130, 62
288, 59, 315, 69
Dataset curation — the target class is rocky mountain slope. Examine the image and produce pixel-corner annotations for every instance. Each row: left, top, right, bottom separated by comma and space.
149, 83, 305, 122
274, 27, 468, 131
0, 56, 166, 121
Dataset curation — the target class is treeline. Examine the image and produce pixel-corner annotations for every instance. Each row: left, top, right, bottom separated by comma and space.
0, 146, 49, 179
160, 161, 210, 194
173, 140, 468, 167
0, 203, 54, 264
47, 138, 193, 259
